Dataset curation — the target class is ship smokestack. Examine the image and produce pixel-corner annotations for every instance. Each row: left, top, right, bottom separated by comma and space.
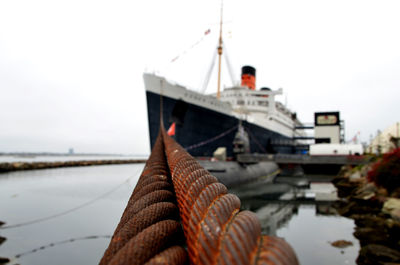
241, 66, 256, 90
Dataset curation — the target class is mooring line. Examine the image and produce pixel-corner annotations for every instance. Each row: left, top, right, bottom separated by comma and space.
12, 235, 111, 259
1, 167, 143, 229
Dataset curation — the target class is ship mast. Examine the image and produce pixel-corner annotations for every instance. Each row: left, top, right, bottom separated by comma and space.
216, 1, 223, 99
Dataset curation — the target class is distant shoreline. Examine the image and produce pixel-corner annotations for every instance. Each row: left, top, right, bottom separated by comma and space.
0, 159, 147, 173
0, 152, 148, 157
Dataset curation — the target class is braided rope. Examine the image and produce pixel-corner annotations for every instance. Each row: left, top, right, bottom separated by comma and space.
162, 128, 299, 265
100, 128, 298, 265
99, 132, 187, 265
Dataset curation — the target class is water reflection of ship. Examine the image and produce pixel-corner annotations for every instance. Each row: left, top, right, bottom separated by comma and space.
316, 203, 338, 216
233, 174, 340, 236
254, 203, 298, 236
246, 202, 339, 236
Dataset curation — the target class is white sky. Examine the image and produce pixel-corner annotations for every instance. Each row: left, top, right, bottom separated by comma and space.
1, 0, 399, 154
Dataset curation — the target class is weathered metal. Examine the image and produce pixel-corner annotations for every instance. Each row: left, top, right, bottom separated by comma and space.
144, 246, 188, 265
99, 132, 187, 265
161, 128, 299, 265
107, 220, 184, 265
99, 128, 299, 265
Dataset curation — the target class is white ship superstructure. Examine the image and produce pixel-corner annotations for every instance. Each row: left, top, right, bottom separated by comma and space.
144, 72, 305, 139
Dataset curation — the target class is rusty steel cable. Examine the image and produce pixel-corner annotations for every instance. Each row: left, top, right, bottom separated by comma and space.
100, 127, 298, 265
161, 128, 299, 265
99, 132, 188, 265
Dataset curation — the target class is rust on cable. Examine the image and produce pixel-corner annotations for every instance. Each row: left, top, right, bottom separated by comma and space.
160, 127, 299, 265
100, 127, 299, 265
99, 132, 187, 265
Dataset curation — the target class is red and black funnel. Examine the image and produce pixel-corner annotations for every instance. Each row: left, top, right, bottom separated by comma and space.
241, 66, 256, 90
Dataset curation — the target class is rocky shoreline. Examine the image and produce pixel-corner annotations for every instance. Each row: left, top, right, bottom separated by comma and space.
333, 165, 400, 265
0, 159, 147, 173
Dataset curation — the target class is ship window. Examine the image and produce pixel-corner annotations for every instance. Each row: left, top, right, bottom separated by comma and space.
237, 100, 244, 105
316, 138, 331, 144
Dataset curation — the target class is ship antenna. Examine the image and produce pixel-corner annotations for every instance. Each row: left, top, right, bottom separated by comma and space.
216, 0, 223, 99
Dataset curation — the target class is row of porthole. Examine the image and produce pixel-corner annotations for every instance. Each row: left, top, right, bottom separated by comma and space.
184, 91, 276, 110
222, 92, 257, 97
236, 100, 269, 107
184, 92, 226, 109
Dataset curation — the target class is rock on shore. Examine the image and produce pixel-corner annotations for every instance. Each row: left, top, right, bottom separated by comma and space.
333, 165, 400, 265
0, 257, 10, 264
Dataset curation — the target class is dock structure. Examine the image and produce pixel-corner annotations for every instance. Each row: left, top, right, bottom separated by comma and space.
237, 153, 368, 165
100, 126, 299, 265
237, 153, 369, 175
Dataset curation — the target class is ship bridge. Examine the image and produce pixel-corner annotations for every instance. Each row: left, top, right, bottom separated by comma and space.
218, 86, 302, 139
219, 86, 283, 114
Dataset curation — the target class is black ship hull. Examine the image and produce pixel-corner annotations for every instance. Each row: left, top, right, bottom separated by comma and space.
146, 91, 297, 157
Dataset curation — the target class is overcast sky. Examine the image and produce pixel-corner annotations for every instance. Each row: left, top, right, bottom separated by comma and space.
1, 0, 399, 154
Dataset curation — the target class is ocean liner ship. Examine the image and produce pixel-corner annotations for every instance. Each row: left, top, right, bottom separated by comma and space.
144, 66, 307, 157
144, 9, 306, 157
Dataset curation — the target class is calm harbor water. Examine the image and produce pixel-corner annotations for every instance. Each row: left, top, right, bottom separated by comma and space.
277, 204, 359, 265
0, 164, 143, 265
0, 164, 359, 264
